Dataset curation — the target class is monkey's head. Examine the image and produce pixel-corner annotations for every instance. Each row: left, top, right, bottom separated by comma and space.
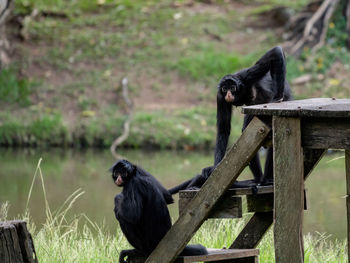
109, 160, 136, 187
218, 75, 246, 106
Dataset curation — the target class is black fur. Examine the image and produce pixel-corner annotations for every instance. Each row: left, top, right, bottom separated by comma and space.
169, 46, 292, 194
111, 160, 208, 263
214, 46, 292, 184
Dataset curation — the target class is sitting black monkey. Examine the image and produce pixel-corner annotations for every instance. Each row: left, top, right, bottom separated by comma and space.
111, 159, 208, 263
169, 46, 292, 194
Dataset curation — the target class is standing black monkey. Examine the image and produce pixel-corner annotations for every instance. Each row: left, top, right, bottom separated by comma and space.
213, 46, 292, 185
169, 46, 292, 194
111, 160, 207, 263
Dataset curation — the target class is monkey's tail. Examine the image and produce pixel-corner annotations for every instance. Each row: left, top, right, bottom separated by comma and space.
168, 179, 193, 195
180, 244, 208, 256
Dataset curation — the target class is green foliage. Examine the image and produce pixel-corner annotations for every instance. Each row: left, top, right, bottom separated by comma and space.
175, 47, 256, 80
0, 114, 67, 146
29, 114, 67, 145
0, 67, 32, 105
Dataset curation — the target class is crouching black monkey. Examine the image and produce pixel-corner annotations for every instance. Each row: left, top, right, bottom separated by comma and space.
110, 160, 208, 263
169, 46, 292, 194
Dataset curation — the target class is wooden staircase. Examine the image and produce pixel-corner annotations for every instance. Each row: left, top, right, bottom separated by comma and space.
126, 115, 324, 263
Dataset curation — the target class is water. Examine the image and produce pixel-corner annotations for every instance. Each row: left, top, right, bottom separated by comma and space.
0, 149, 347, 240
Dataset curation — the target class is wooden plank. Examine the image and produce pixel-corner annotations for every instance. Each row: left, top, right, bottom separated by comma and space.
145, 117, 271, 263
207, 257, 258, 263
179, 194, 242, 219
177, 248, 259, 263
301, 118, 350, 149
346, 150, 350, 263
179, 185, 274, 197
230, 212, 273, 249
247, 193, 273, 213
125, 248, 259, 263
273, 116, 304, 263
242, 98, 350, 118
303, 149, 326, 180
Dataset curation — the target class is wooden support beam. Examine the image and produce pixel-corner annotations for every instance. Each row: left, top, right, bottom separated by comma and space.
301, 118, 350, 149
145, 117, 271, 263
229, 147, 324, 250
346, 150, 350, 263
303, 148, 326, 180
230, 212, 273, 250
273, 117, 304, 263
179, 192, 242, 219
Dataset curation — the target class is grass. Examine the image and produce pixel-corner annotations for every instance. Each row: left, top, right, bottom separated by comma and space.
0, 106, 244, 148
0, 66, 32, 105
2, 0, 350, 148
1, 158, 348, 262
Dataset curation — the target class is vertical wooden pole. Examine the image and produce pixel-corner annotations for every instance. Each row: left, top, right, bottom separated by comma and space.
273, 117, 304, 263
346, 150, 350, 263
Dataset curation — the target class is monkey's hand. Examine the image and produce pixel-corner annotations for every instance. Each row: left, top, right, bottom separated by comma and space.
273, 97, 283, 103
202, 166, 215, 179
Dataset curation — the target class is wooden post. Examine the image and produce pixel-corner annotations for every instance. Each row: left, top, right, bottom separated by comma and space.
0, 220, 38, 263
346, 150, 350, 263
145, 117, 271, 263
273, 117, 304, 263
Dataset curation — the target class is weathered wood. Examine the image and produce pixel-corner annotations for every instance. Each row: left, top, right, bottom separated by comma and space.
0, 223, 23, 263
179, 193, 242, 219
301, 118, 350, 149
178, 248, 259, 263
230, 148, 324, 250
230, 212, 273, 249
180, 185, 274, 197
145, 117, 271, 263
207, 256, 258, 263
126, 249, 259, 263
243, 98, 350, 118
273, 117, 304, 263
346, 150, 350, 263
247, 193, 273, 213
0, 220, 37, 263
178, 185, 274, 218
303, 148, 326, 180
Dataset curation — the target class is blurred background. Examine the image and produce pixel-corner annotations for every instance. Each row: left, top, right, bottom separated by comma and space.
0, 0, 349, 240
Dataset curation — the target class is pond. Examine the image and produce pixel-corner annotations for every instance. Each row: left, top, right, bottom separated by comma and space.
0, 148, 347, 240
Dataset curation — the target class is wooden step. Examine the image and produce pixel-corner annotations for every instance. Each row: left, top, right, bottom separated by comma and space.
179, 185, 274, 218
124, 248, 259, 263
175, 248, 259, 263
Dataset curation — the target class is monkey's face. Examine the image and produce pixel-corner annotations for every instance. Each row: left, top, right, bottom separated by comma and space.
112, 171, 127, 186
109, 159, 136, 187
219, 75, 245, 106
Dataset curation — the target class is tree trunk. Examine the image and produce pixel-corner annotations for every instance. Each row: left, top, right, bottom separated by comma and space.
0, 220, 38, 263
0, 0, 12, 70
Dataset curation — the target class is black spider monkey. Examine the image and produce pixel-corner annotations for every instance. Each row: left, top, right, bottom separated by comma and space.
111, 160, 208, 263
169, 46, 292, 194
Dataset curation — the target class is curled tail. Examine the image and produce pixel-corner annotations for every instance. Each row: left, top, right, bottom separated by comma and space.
168, 178, 193, 195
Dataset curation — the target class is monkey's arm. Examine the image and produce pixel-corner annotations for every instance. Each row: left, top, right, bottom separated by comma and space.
114, 189, 143, 224
243, 46, 286, 102
214, 92, 232, 166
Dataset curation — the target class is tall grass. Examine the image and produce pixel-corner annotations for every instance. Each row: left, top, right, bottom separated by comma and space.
0, 159, 347, 262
